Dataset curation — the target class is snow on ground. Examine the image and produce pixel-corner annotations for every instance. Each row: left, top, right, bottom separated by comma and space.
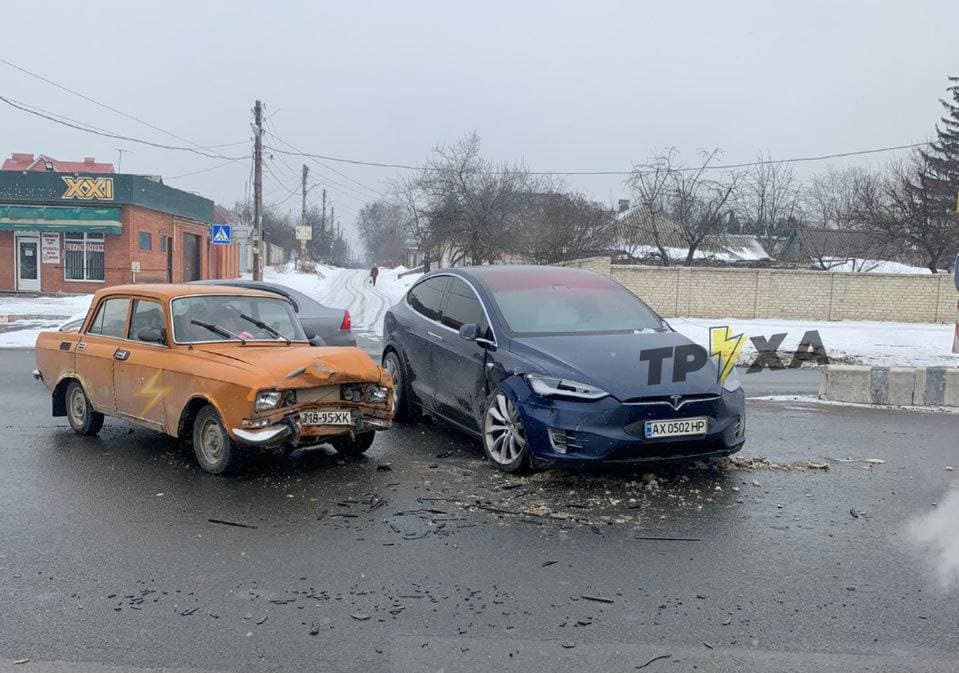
670, 317, 959, 368
2, 267, 956, 368
0, 294, 92, 348
821, 258, 944, 274
249, 265, 423, 337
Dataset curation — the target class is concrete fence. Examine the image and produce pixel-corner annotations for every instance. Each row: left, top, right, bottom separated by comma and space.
819, 365, 959, 407
555, 257, 958, 324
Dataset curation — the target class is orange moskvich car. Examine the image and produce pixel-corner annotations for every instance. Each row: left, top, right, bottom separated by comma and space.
34, 284, 393, 473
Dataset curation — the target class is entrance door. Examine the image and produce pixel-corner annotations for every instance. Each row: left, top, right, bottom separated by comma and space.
15, 235, 40, 292
181, 233, 201, 281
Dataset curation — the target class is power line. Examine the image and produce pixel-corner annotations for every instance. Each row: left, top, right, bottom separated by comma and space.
167, 157, 248, 180
263, 128, 384, 197
0, 94, 248, 161
0, 55, 245, 151
264, 140, 934, 176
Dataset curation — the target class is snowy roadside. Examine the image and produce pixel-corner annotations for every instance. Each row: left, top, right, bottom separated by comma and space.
2, 267, 956, 371
0, 294, 93, 348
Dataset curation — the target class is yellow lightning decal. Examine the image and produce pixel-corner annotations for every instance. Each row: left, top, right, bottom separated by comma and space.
134, 371, 172, 416
709, 326, 747, 385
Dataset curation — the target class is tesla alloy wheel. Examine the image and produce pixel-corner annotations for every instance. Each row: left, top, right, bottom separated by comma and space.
482, 388, 531, 473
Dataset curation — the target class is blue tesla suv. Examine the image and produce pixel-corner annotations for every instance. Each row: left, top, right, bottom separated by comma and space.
382, 265, 745, 473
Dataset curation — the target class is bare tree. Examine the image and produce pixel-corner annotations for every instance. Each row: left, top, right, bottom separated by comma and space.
356, 200, 407, 266
625, 148, 742, 266
391, 175, 437, 272
738, 153, 802, 250
514, 184, 617, 264
860, 152, 958, 273
416, 133, 531, 265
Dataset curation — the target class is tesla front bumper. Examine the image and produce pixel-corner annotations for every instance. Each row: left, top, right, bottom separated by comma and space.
500, 377, 746, 465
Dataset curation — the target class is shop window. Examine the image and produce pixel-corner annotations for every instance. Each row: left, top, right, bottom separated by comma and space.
139, 231, 152, 251
64, 232, 105, 282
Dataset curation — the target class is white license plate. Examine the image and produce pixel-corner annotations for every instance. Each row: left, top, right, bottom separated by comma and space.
645, 417, 707, 439
299, 410, 353, 426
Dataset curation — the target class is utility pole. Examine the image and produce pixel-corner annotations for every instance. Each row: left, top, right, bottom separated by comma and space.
330, 205, 336, 265
300, 164, 309, 269
252, 100, 264, 281
320, 188, 328, 263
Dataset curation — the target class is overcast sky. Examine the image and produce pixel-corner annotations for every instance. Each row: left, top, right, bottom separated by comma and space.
4, 1, 958, 245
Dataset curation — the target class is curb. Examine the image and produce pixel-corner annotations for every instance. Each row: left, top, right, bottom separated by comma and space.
819, 365, 959, 407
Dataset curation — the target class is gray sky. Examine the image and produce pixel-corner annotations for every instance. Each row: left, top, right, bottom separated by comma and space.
4, 0, 958, 245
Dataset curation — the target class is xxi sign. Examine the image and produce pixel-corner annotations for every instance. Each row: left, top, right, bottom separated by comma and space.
61, 177, 114, 201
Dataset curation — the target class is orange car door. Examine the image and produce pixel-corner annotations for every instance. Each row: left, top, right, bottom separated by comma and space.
76, 296, 130, 414
113, 298, 169, 431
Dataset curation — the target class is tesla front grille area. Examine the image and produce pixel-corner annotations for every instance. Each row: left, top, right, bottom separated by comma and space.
510, 379, 746, 465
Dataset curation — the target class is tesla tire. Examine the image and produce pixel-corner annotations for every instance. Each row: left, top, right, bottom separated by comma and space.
383, 350, 416, 422
482, 387, 532, 474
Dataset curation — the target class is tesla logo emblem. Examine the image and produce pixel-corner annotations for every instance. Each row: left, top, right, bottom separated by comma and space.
62, 177, 114, 201
669, 394, 683, 409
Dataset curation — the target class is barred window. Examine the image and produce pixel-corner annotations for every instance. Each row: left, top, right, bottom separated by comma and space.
64, 232, 105, 281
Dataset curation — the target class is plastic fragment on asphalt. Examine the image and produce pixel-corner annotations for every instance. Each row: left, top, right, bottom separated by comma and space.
13, 660, 30, 665
580, 594, 614, 604
208, 518, 257, 529
636, 654, 672, 669
865, 458, 886, 464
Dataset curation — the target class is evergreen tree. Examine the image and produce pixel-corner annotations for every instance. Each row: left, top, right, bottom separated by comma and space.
919, 75, 959, 215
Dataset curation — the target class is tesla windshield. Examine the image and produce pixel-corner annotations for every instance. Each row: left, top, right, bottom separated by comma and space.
484, 272, 665, 335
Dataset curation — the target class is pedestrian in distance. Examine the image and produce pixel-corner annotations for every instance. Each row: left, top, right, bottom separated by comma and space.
370, 266, 379, 286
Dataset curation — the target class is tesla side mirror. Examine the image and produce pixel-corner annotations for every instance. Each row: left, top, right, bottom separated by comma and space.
458, 323, 480, 341
138, 327, 166, 345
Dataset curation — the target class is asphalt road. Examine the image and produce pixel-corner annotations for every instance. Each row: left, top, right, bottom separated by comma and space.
0, 348, 957, 672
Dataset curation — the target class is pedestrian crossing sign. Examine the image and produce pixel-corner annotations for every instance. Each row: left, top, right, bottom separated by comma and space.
211, 224, 231, 245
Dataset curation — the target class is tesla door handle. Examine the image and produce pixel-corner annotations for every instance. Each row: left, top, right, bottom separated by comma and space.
113, 349, 130, 361
427, 331, 444, 341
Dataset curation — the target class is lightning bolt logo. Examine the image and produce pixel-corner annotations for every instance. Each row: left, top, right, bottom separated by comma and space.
134, 371, 172, 416
709, 326, 747, 385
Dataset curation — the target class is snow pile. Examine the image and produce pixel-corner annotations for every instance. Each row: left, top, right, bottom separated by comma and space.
670, 317, 959, 368
821, 258, 942, 274
251, 266, 422, 337
0, 294, 92, 349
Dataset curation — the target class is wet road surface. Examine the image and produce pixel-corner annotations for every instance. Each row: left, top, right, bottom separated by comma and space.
0, 349, 956, 672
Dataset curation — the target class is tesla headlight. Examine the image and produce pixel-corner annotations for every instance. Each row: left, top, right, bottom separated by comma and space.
722, 367, 742, 393
255, 390, 283, 412
525, 374, 609, 400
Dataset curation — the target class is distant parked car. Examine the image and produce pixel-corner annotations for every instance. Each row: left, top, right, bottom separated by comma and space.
59, 317, 85, 332
382, 265, 745, 473
191, 280, 355, 347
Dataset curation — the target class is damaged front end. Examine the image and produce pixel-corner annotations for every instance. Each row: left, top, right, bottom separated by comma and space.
231, 378, 394, 449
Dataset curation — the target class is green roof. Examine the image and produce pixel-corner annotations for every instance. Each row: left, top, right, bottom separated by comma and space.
0, 172, 213, 224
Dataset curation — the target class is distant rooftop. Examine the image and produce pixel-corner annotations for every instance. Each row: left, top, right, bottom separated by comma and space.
1, 152, 114, 174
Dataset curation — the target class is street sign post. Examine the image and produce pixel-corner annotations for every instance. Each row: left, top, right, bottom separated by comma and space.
295, 226, 312, 241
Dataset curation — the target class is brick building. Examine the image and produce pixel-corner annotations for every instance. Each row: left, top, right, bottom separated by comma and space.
0, 154, 238, 293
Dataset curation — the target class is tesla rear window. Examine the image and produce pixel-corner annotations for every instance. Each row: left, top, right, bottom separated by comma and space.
484, 272, 664, 335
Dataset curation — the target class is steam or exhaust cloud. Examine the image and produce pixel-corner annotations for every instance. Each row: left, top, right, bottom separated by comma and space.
906, 485, 959, 590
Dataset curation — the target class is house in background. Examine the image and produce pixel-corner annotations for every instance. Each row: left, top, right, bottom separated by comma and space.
615, 205, 771, 265
1, 152, 114, 174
